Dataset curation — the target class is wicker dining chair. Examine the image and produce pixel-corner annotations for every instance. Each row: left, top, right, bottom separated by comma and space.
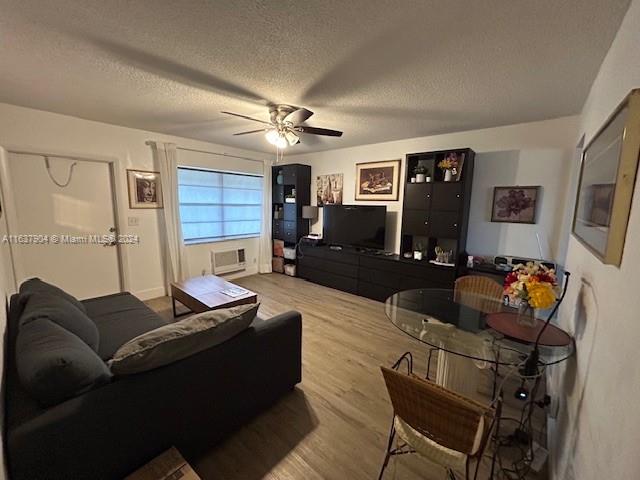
379, 353, 498, 480
454, 275, 504, 314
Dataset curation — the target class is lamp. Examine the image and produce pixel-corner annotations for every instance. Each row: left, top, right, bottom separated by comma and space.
302, 205, 318, 233
265, 129, 287, 149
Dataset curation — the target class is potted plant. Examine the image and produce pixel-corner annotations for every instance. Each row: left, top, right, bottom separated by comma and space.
503, 262, 558, 327
437, 153, 459, 182
414, 164, 427, 183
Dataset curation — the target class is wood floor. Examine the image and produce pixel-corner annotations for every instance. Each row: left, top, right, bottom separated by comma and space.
147, 273, 546, 480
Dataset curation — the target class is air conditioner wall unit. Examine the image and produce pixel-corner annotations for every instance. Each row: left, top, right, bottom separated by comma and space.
211, 248, 246, 275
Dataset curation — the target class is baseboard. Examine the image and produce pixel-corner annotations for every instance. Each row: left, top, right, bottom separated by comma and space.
133, 286, 166, 301
221, 265, 258, 281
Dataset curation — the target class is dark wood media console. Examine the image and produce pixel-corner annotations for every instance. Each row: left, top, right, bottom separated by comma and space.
297, 244, 456, 302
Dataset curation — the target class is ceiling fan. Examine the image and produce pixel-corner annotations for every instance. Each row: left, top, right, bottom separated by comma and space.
221, 104, 343, 148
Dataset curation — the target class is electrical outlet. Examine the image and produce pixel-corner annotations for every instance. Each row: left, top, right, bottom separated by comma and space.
127, 216, 139, 227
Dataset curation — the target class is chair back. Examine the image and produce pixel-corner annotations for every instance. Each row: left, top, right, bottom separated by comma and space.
380, 366, 493, 456
454, 275, 503, 314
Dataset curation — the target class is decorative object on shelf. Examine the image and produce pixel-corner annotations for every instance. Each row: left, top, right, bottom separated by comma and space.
276, 169, 284, 185
503, 261, 558, 327
316, 173, 343, 206
573, 89, 640, 266
434, 245, 452, 264
413, 242, 424, 260
403, 252, 413, 259
491, 186, 539, 224
438, 152, 461, 182
410, 177, 416, 183
127, 170, 163, 209
285, 188, 296, 203
413, 164, 427, 183
425, 169, 432, 183
355, 159, 401, 201
273, 205, 283, 219
466, 255, 474, 268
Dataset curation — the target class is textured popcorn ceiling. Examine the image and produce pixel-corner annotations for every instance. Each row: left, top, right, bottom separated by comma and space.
0, 0, 630, 153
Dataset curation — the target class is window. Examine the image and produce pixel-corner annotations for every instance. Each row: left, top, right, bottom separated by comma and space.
178, 167, 263, 243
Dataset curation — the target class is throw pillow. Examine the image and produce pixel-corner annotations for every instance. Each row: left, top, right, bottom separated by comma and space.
16, 317, 112, 406
109, 302, 259, 375
20, 277, 88, 314
21, 292, 100, 352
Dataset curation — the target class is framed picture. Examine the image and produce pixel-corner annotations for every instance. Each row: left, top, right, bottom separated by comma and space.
127, 170, 163, 209
572, 89, 640, 266
491, 186, 539, 224
355, 160, 401, 201
316, 173, 343, 206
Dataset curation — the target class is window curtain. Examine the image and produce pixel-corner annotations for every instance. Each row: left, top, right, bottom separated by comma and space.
149, 142, 189, 291
258, 159, 273, 273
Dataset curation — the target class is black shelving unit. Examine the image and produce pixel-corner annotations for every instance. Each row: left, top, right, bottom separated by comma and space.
401, 148, 475, 277
272, 163, 311, 276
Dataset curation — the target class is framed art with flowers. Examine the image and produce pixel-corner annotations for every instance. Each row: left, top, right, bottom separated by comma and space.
491, 186, 539, 224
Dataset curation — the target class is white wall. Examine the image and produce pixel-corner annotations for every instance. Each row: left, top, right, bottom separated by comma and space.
284, 116, 578, 261
0, 103, 269, 299
548, 1, 640, 479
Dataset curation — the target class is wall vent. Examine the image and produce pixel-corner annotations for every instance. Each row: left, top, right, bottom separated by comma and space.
211, 248, 246, 275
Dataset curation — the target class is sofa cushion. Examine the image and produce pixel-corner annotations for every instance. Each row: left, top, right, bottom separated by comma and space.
20, 278, 87, 314
21, 293, 99, 352
82, 292, 169, 360
16, 318, 112, 406
109, 303, 259, 375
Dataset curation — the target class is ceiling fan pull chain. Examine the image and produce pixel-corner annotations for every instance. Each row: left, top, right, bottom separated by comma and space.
44, 155, 77, 188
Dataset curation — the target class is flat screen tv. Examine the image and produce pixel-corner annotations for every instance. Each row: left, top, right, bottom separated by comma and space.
323, 205, 386, 250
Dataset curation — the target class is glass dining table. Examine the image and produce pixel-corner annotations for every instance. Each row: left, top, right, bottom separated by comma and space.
384, 288, 574, 395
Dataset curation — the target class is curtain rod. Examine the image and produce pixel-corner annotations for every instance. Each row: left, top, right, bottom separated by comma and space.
145, 141, 265, 164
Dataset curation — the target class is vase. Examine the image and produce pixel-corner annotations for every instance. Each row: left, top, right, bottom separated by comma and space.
416, 173, 426, 183
276, 170, 284, 185
444, 169, 453, 182
516, 303, 537, 327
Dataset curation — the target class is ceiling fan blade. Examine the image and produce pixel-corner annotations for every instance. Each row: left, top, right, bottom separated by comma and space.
284, 107, 314, 125
233, 129, 266, 136
298, 126, 343, 137
221, 111, 272, 125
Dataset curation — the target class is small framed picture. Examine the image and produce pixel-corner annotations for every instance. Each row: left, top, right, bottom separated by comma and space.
491, 186, 539, 224
127, 170, 163, 209
355, 159, 401, 201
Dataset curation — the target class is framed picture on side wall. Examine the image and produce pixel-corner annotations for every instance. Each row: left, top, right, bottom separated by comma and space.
127, 169, 163, 209
572, 89, 640, 266
491, 186, 539, 224
355, 160, 401, 201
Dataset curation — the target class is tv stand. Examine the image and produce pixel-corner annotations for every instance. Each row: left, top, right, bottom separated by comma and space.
297, 244, 455, 301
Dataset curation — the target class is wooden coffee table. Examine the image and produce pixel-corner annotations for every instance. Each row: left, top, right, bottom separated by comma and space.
170, 274, 257, 317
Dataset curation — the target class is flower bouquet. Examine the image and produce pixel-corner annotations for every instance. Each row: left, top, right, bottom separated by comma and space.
437, 153, 459, 181
504, 262, 558, 326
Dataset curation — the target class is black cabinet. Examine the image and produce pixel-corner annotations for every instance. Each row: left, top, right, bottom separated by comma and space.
272, 164, 311, 276
401, 149, 475, 277
431, 182, 463, 211
298, 245, 456, 302
429, 211, 460, 238
402, 209, 430, 236
404, 183, 432, 209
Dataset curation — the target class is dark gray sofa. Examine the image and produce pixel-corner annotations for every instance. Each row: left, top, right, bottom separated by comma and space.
5, 290, 302, 480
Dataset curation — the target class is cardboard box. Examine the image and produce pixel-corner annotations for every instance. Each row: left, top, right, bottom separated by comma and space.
125, 447, 201, 480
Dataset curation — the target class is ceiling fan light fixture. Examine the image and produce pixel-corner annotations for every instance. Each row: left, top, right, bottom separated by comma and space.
265, 129, 287, 148
284, 130, 299, 146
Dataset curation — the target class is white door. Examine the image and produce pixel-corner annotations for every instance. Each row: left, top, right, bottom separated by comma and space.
7, 153, 121, 299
